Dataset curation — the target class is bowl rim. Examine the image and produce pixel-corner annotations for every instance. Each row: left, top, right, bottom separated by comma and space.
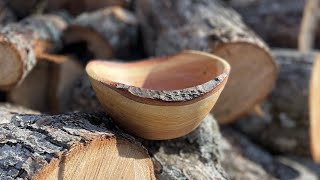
86, 50, 230, 105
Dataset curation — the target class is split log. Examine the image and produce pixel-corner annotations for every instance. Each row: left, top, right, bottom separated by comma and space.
135, 0, 277, 123
234, 49, 320, 162
7, 57, 84, 112
63, 6, 139, 60
0, 109, 155, 179
0, 104, 228, 179
0, 14, 67, 91
226, 0, 320, 48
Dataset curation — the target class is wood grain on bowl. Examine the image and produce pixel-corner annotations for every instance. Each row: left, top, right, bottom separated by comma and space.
86, 50, 230, 140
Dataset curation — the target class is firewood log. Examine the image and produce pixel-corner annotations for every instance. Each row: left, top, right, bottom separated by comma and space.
63, 6, 138, 60
135, 0, 277, 123
7, 57, 84, 112
48, 0, 132, 15
0, 1, 16, 25
0, 14, 67, 91
0, 104, 228, 179
226, 0, 320, 48
234, 49, 320, 162
0, 108, 155, 179
221, 127, 319, 180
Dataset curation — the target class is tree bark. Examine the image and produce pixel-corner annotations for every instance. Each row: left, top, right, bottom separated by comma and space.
0, 104, 229, 179
135, 0, 277, 124
226, 0, 320, 48
63, 6, 139, 60
0, 14, 67, 90
221, 127, 319, 180
0, 1, 16, 25
235, 49, 320, 158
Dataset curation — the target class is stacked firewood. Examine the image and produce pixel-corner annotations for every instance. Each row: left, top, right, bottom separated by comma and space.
0, 0, 320, 179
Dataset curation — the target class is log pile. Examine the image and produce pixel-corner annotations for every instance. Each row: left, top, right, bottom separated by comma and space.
0, 0, 320, 179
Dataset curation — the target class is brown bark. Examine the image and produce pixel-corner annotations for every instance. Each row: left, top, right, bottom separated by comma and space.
63, 6, 139, 60
226, 0, 320, 48
135, 0, 277, 124
235, 49, 320, 158
0, 104, 228, 179
0, 14, 67, 90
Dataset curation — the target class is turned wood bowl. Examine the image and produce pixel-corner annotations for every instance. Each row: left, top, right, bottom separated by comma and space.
86, 50, 230, 140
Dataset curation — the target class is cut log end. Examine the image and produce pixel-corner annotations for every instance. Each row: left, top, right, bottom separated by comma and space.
0, 41, 23, 90
63, 26, 113, 59
36, 139, 154, 180
212, 43, 277, 123
310, 54, 320, 163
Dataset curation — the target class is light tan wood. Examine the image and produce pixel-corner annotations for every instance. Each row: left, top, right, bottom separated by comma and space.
86, 50, 230, 140
310, 54, 320, 162
37, 139, 154, 180
0, 14, 67, 90
8, 56, 84, 112
299, 0, 320, 52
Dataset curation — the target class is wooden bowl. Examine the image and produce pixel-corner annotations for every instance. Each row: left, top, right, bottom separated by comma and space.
86, 50, 230, 140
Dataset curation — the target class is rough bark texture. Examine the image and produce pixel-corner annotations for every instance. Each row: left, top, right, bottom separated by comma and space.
0, 111, 155, 179
142, 115, 228, 180
0, 14, 67, 90
135, 0, 277, 123
0, 104, 228, 179
65, 74, 102, 112
226, 0, 320, 48
235, 49, 318, 156
63, 7, 139, 60
221, 127, 320, 180
47, 0, 133, 15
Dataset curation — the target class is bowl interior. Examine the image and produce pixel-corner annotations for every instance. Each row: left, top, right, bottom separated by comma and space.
87, 51, 228, 90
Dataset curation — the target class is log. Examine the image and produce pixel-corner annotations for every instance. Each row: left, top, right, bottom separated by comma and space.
63, 6, 139, 60
7, 57, 84, 113
234, 49, 320, 161
0, 104, 228, 179
0, 14, 67, 91
221, 127, 319, 180
0, 1, 16, 25
135, 0, 277, 123
48, 0, 132, 15
226, 0, 320, 48
0, 109, 155, 179
298, 0, 320, 52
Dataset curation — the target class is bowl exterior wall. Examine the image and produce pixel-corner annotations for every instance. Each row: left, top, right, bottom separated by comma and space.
90, 78, 224, 140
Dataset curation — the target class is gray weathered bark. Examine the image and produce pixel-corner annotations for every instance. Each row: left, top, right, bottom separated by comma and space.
0, 104, 228, 179
135, 0, 277, 124
0, 14, 67, 90
64, 6, 139, 60
226, 0, 320, 48
235, 49, 318, 156
221, 127, 319, 180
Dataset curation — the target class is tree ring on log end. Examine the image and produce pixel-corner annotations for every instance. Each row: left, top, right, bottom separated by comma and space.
212, 42, 277, 123
34, 139, 155, 180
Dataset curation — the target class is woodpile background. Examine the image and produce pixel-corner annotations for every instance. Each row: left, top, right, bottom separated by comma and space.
0, 0, 320, 179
